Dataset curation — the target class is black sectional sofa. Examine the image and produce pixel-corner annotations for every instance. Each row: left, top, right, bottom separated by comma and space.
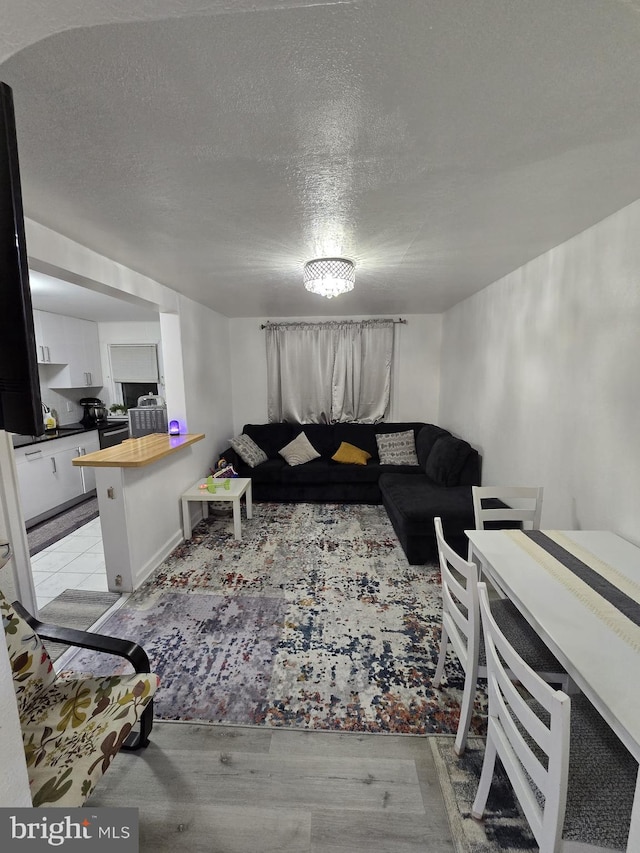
222, 421, 480, 564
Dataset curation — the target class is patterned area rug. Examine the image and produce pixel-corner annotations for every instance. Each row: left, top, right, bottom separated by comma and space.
64, 503, 488, 734
429, 737, 537, 852
27, 497, 99, 556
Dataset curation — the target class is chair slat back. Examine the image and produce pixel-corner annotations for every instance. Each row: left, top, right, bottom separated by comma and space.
435, 517, 479, 675
473, 486, 543, 531
477, 583, 571, 851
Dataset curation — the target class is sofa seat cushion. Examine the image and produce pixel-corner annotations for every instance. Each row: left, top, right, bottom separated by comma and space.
21, 672, 158, 807
327, 462, 425, 485
328, 461, 382, 484
245, 458, 287, 483
279, 458, 331, 483
378, 464, 427, 478
379, 473, 474, 536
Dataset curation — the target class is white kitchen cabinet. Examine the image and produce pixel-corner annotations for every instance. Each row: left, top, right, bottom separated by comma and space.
47, 316, 103, 389
14, 431, 99, 527
80, 317, 103, 387
33, 310, 68, 365
15, 448, 55, 522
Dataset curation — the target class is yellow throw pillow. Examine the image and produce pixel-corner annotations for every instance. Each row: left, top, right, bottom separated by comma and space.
332, 441, 371, 466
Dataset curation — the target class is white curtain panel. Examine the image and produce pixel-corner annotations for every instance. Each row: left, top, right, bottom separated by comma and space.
266, 320, 394, 423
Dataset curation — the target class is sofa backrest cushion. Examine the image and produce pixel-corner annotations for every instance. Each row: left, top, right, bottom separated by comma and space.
416, 424, 450, 468
425, 435, 473, 486
299, 424, 339, 458
333, 423, 378, 458
457, 449, 481, 486
241, 421, 428, 464
375, 422, 425, 438
243, 423, 293, 458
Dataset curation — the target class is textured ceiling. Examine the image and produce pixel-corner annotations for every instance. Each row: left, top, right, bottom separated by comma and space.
2, 0, 640, 318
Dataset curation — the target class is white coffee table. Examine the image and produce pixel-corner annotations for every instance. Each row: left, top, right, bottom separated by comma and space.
181, 477, 253, 541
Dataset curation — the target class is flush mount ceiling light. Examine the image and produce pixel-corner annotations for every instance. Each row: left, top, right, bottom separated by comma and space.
303, 257, 355, 299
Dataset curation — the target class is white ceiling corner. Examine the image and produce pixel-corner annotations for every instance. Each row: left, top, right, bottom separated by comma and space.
2, 0, 640, 319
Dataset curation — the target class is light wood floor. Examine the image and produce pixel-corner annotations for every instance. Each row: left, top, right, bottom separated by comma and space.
88, 722, 457, 853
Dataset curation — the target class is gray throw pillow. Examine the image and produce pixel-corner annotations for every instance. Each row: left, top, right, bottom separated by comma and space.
279, 432, 321, 466
375, 430, 419, 465
229, 433, 268, 468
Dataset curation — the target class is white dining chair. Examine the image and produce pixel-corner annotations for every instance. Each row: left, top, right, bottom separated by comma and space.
432, 517, 569, 756
472, 485, 543, 533
470, 485, 544, 595
472, 582, 636, 852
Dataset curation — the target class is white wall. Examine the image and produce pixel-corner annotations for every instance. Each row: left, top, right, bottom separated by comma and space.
229, 314, 442, 433
440, 198, 640, 545
176, 293, 234, 470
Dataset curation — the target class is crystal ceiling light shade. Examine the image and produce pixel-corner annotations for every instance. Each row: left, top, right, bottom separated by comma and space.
303, 257, 355, 298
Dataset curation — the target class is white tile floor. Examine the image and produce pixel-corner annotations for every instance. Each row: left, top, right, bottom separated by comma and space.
30, 516, 109, 608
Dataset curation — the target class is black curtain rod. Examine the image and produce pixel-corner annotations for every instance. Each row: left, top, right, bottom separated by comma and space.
260, 318, 408, 330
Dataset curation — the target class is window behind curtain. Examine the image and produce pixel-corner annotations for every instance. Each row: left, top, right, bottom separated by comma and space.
266, 320, 394, 424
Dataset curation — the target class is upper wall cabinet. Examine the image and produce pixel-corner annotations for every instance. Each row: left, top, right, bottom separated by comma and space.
33, 309, 68, 364
56, 316, 103, 388
40, 313, 104, 389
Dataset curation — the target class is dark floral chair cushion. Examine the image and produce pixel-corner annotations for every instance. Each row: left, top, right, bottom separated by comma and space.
1, 587, 159, 807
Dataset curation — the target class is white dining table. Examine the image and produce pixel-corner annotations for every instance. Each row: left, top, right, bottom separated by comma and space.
466, 528, 640, 852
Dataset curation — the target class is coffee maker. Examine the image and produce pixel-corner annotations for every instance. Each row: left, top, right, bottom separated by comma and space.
79, 397, 108, 428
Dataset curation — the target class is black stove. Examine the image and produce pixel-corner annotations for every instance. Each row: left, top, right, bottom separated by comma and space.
98, 420, 129, 449
12, 420, 129, 449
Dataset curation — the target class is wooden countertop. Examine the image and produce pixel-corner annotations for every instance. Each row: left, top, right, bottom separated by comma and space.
72, 433, 205, 468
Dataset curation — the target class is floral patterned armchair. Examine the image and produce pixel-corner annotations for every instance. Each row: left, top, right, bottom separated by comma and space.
1, 575, 159, 808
